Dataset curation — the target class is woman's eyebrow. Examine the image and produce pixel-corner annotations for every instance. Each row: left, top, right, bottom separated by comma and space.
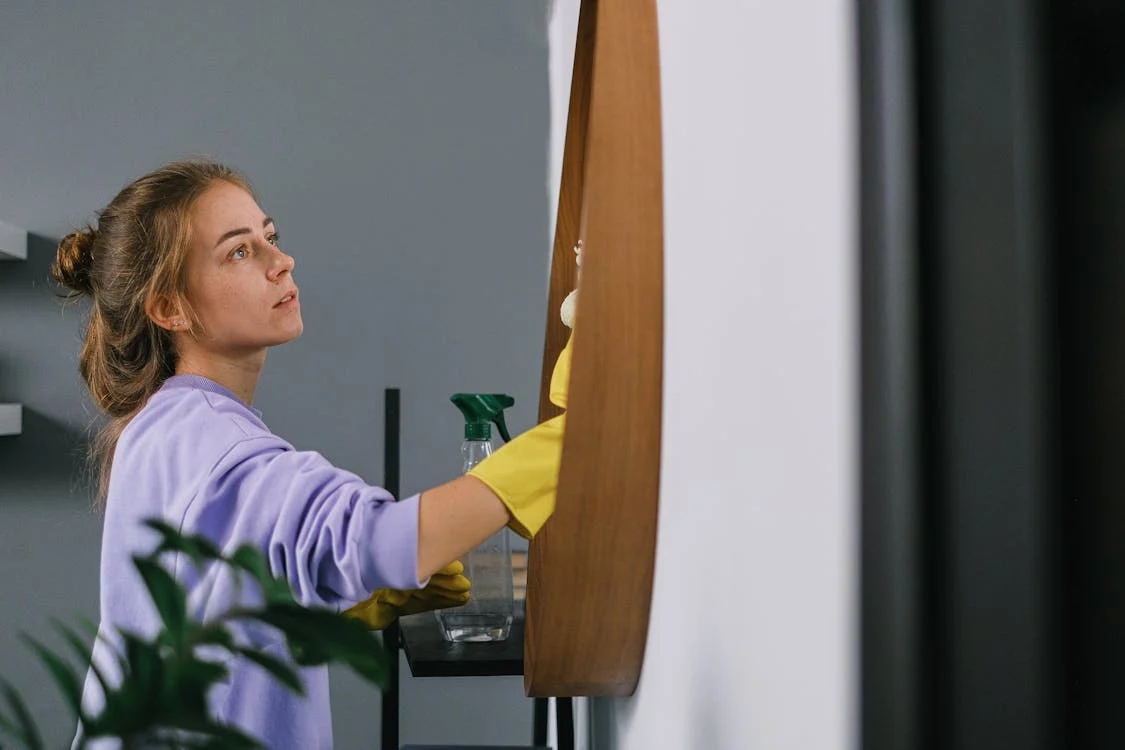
213, 216, 274, 249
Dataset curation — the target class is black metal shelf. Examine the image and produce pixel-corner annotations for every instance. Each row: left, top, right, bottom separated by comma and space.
381, 387, 551, 748
399, 612, 525, 678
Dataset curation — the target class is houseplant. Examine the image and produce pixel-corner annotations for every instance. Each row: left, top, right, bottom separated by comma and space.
0, 519, 389, 749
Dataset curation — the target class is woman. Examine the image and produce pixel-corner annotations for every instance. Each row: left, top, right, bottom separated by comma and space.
53, 159, 566, 747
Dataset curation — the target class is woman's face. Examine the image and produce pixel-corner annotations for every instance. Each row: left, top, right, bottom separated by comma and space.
181, 180, 303, 356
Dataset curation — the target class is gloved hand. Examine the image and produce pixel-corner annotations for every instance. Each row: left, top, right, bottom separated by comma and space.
469, 334, 572, 539
343, 560, 472, 630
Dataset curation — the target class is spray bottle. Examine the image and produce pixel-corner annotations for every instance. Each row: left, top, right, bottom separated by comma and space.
436, 393, 517, 642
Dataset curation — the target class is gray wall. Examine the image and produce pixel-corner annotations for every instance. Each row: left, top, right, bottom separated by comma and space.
0, 2, 550, 746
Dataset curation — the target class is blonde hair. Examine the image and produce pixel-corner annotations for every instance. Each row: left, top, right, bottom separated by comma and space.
51, 159, 253, 509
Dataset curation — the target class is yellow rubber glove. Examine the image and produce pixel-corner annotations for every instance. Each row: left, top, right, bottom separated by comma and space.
549, 333, 572, 410
343, 560, 472, 630
469, 334, 572, 539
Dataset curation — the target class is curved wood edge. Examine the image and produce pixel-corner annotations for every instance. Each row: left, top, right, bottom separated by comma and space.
537, 0, 596, 424
526, 0, 663, 697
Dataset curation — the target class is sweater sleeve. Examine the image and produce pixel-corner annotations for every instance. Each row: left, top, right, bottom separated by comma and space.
181, 434, 424, 607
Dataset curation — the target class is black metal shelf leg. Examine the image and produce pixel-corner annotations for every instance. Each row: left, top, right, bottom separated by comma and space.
556, 697, 574, 750
382, 388, 401, 750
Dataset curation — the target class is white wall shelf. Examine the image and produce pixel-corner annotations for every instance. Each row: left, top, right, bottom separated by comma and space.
0, 220, 27, 261
0, 403, 22, 436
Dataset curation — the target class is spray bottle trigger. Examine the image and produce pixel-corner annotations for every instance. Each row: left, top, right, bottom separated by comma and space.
493, 413, 512, 443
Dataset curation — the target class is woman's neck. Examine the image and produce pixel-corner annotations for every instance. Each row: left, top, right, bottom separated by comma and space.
175, 349, 267, 406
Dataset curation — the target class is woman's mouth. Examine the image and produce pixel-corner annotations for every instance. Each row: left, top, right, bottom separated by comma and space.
274, 291, 299, 309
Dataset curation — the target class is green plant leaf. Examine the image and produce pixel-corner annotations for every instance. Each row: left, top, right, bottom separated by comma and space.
227, 545, 295, 605
285, 635, 330, 667
143, 520, 223, 569
180, 658, 229, 687
263, 578, 296, 605
170, 657, 229, 711
136, 651, 228, 726
234, 604, 389, 689
190, 736, 265, 750
73, 614, 100, 640
192, 624, 235, 650
228, 545, 271, 582
95, 680, 146, 734
50, 619, 107, 701
0, 677, 42, 750
49, 619, 119, 732
233, 648, 305, 696
50, 617, 94, 659
0, 709, 29, 747
132, 557, 188, 641
120, 634, 162, 711
19, 634, 81, 719
153, 716, 266, 749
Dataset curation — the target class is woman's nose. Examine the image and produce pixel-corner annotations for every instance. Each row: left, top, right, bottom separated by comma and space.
266, 245, 295, 281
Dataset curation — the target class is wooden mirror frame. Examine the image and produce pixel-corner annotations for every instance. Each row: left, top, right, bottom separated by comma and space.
525, 0, 664, 697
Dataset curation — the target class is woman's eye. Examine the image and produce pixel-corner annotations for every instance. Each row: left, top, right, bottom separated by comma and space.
231, 246, 248, 260
267, 233, 280, 247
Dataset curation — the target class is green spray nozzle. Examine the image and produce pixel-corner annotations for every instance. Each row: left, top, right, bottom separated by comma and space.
451, 393, 515, 443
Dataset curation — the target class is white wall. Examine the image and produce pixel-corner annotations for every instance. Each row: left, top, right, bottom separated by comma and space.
549, 2, 860, 748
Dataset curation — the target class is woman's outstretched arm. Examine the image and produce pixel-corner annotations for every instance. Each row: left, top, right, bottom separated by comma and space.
417, 476, 508, 580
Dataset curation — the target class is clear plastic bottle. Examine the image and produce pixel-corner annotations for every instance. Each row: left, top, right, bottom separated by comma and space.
436, 397, 515, 642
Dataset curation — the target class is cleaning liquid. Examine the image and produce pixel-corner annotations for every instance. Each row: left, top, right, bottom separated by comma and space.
436, 393, 517, 643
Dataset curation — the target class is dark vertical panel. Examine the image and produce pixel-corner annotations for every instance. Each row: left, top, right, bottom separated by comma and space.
1054, 3, 1125, 747
916, 0, 1061, 748
857, 2, 925, 750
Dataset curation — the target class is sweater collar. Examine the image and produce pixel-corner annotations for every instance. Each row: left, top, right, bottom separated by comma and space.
160, 374, 264, 420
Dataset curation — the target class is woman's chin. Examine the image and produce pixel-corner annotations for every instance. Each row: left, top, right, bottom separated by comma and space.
280, 323, 304, 344
266, 320, 304, 347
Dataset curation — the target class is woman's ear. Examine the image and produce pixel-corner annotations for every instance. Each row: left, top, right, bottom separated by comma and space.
146, 294, 190, 332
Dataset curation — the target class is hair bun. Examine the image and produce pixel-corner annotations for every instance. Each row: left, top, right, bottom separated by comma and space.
52, 227, 97, 296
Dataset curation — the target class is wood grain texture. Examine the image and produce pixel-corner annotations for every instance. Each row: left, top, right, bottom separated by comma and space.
536, 0, 595, 424
525, 0, 663, 697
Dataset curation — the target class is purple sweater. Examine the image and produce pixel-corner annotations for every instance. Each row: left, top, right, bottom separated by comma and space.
75, 375, 422, 748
